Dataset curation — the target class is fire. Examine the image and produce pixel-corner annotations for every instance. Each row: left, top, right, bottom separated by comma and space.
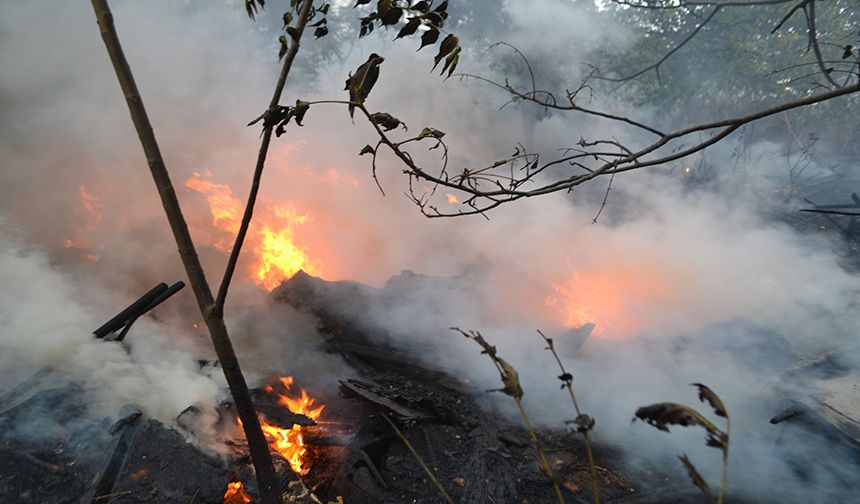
546, 267, 669, 339
258, 376, 325, 476
446, 193, 459, 204
223, 478, 253, 504
185, 172, 323, 290
63, 185, 103, 261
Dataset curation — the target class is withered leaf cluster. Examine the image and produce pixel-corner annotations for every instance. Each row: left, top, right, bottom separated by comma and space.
344, 53, 385, 119
678, 454, 713, 504
454, 328, 524, 400
354, 1, 460, 77
634, 384, 730, 502
370, 112, 407, 131
248, 100, 311, 136
566, 414, 595, 434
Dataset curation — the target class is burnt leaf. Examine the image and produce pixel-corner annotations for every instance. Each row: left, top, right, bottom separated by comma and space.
422, 11, 444, 28
678, 454, 714, 503
319, 2, 330, 15
843, 45, 854, 59
311, 18, 327, 27
370, 112, 406, 131
433, 34, 459, 70
411, 0, 430, 12
498, 358, 523, 399
292, 100, 310, 126
566, 414, 595, 433
440, 46, 460, 77
359, 145, 376, 156
558, 372, 573, 387
635, 402, 728, 452
345, 53, 384, 118
314, 25, 329, 38
418, 127, 445, 139
418, 28, 439, 50
354, 0, 372, 6
690, 383, 727, 418
245, 0, 264, 20
359, 15, 377, 37
377, 0, 393, 18
396, 18, 421, 40
634, 402, 718, 433
286, 26, 300, 42
456, 329, 522, 399
263, 106, 290, 128
381, 6, 403, 26
278, 35, 289, 61
282, 11, 293, 28
433, 0, 448, 13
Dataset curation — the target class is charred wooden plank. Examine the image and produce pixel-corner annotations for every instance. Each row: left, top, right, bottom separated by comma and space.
114, 281, 186, 342
81, 405, 143, 504
93, 283, 168, 338
0, 367, 55, 414
339, 379, 435, 421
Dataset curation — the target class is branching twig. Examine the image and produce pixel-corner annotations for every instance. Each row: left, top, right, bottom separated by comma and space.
454, 328, 566, 504
538, 330, 600, 504
214, 0, 315, 317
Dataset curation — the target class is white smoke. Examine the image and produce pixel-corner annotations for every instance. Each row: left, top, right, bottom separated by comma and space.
0, 1, 858, 501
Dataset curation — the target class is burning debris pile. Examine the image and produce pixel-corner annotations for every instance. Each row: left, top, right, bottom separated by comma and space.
3, 265, 860, 503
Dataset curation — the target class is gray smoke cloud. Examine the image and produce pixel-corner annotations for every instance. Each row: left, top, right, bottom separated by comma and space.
1, 1, 858, 501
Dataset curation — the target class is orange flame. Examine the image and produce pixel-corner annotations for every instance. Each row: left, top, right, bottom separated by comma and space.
546, 267, 668, 339
63, 185, 103, 261
223, 479, 253, 504
258, 376, 325, 476
185, 172, 323, 290
446, 193, 459, 204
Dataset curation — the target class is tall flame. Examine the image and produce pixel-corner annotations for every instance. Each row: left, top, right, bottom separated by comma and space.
185, 172, 322, 289
258, 376, 325, 476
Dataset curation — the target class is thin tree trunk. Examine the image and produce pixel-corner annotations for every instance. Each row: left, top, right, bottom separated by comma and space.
90, 2, 282, 503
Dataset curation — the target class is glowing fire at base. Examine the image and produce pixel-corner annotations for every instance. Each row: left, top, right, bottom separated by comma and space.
185, 172, 323, 290
546, 267, 668, 339
223, 479, 253, 504
258, 376, 325, 476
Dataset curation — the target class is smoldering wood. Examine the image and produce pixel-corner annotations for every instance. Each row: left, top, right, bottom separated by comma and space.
339, 379, 437, 422
93, 282, 168, 338
80, 406, 143, 504
0, 367, 55, 414
114, 281, 186, 342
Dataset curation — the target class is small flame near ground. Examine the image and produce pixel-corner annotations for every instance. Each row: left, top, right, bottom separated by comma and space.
258, 376, 325, 476
223, 476, 253, 504
186, 172, 323, 290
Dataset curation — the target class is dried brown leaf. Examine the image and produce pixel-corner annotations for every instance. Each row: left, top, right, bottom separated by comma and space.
691, 383, 727, 418
678, 454, 714, 503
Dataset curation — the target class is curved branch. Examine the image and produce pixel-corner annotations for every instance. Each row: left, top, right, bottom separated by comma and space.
598, 5, 724, 83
